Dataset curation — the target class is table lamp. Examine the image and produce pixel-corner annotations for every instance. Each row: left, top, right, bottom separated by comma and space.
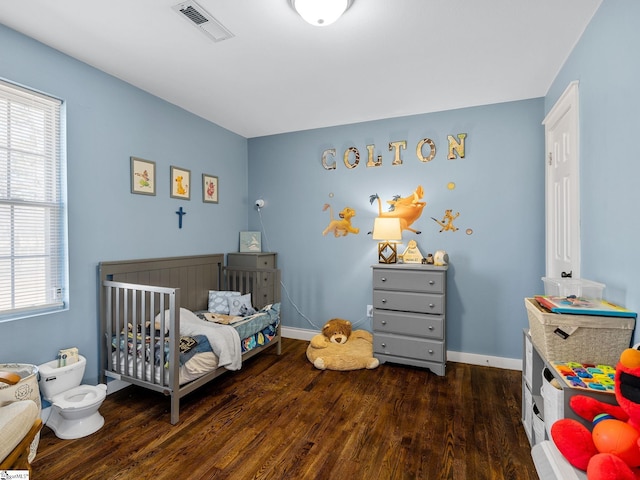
372, 217, 402, 264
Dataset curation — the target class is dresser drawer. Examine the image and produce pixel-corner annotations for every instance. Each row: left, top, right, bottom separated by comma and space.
373, 310, 444, 340
373, 268, 444, 293
227, 252, 277, 269
374, 333, 444, 363
373, 290, 444, 314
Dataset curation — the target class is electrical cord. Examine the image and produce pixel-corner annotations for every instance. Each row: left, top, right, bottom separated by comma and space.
257, 207, 369, 330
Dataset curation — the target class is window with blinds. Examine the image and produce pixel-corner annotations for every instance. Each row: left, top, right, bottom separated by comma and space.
0, 79, 67, 321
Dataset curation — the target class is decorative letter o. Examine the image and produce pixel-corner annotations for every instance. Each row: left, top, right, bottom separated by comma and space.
416, 138, 436, 162
343, 147, 360, 169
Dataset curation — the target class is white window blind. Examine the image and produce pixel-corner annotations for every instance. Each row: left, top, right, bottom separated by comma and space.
0, 79, 67, 320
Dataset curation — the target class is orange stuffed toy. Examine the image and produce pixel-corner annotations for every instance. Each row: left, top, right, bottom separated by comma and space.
551, 348, 640, 480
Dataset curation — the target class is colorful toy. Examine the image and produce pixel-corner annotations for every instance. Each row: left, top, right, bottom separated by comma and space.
551, 348, 640, 479
552, 361, 616, 393
306, 319, 379, 371
592, 419, 640, 466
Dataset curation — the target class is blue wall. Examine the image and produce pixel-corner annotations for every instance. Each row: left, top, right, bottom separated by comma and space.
546, 0, 640, 342
1, 0, 635, 380
248, 99, 546, 360
0, 24, 250, 383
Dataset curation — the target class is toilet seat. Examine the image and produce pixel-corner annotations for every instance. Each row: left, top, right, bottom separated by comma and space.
51, 384, 107, 410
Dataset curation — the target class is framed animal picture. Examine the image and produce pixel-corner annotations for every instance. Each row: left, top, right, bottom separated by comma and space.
202, 174, 218, 204
170, 166, 190, 200
130, 157, 156, 196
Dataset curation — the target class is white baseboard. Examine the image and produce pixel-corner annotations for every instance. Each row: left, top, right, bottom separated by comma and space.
282, 326, 317, 341
447, 350, 521, 371
282, 327, 522, 371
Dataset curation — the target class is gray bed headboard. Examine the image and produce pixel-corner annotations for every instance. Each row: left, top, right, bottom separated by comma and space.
98, 254, 224, 312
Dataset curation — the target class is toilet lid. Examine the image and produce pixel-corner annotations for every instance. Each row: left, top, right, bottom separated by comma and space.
52, 385, 106, 410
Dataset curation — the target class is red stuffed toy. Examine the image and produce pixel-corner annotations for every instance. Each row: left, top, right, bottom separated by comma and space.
551, 348, 640, 480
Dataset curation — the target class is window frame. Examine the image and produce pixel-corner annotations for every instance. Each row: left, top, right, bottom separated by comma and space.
0, 78, 68, 322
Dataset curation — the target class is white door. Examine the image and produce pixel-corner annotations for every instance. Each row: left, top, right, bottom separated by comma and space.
542, 81, 580, 279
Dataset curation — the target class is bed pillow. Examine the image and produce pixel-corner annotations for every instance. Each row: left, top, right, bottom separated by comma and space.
228, 293, 256, 316
208, 291, 241, 314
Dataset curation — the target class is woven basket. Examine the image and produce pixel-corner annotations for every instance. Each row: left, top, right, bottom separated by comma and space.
524, 298, 635, 366
0, 363, 41, 463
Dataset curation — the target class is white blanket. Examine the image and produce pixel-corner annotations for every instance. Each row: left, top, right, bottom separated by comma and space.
168, 308, 242, 371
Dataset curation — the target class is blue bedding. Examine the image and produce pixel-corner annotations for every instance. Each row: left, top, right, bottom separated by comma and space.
112, 302, 280, 367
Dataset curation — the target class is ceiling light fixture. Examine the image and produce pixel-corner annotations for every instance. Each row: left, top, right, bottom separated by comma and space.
290, 0, 353, 27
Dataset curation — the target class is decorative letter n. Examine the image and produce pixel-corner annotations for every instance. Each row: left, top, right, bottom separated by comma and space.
447, 133, 467, 159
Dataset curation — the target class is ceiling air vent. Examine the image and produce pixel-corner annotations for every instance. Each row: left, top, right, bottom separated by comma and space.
172, 1, 234, 43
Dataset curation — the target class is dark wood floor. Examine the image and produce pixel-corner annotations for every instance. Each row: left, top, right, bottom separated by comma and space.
32, 339, 538, 480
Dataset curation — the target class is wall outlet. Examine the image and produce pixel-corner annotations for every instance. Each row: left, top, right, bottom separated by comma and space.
366, 304, 373, 317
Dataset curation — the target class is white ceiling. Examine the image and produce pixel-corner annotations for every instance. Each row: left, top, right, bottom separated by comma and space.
0, 0, 602, 138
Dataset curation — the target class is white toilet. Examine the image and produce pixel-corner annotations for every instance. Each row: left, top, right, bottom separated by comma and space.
38, 355, 107, 440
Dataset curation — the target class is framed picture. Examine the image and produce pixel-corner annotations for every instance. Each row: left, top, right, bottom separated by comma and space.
240, 231, 261, 252
130, 157, 156, 196
170, 166, 190, 200
202, 174, 219, 204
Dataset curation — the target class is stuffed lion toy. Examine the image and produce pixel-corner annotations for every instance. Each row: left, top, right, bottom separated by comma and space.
306, 318, 379, 371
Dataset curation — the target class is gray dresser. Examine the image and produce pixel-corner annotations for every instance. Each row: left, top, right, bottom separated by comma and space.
227, 252, 277, 269
372, 263, 448, 376
226, 253, 280, 308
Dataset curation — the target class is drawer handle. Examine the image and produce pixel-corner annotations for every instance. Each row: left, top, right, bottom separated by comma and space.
428, 349, 434, 354
429, 303, 435, 308
428, 280, 435, 285
381, 299, 387, 304
381, 277, 387, 282
381, 343, 386, 348
381, 320, 387, 325
428, 325, 434, 330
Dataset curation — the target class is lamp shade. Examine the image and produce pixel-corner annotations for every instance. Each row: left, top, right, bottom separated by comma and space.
372, 217, 402, 241
291, 0, 351, 26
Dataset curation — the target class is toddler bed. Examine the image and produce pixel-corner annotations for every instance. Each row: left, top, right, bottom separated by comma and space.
98, 254, 281, 424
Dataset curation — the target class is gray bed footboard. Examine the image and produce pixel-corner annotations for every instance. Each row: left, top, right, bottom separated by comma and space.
103, 280, 181, 394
